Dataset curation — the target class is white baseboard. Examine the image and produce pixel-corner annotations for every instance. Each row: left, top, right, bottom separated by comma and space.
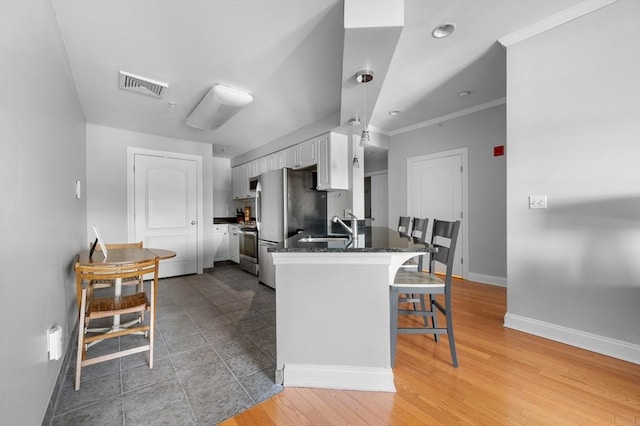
283, 364, 396, 392
467, 272, 507, 287
504, 313, 640, 365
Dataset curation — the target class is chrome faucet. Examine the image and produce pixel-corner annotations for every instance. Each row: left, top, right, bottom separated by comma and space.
332, 213, 358, 242
345, 212, 359, 241
332, 215, 354, 236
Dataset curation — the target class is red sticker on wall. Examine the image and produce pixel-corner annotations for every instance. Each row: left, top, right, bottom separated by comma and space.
493, 145, 505, 156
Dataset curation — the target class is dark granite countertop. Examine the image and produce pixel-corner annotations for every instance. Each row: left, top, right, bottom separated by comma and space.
268, 226, 432, 253
214, 217, 257, 225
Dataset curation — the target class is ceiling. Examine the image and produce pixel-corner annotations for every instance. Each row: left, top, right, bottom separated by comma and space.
51, 0, 582, 161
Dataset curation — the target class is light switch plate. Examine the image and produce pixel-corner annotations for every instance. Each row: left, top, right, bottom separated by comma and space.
529, 195, 547, 209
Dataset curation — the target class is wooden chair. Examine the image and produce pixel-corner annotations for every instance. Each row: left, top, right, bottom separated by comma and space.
73, 256, 159, 390
390, 219, 461, 367
397, 216, 412, 235
89, 241, 145, 292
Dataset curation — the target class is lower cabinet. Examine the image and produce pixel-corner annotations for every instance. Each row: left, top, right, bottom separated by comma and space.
213, 224, 229, 262
229, 224, 240, 263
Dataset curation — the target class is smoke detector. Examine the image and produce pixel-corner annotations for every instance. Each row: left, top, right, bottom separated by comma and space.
119, 71, 168, 98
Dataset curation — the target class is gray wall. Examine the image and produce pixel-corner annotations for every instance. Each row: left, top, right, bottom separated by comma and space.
0, 1, 87, 423
389, 105, 507, 283
505, 0, 640, 359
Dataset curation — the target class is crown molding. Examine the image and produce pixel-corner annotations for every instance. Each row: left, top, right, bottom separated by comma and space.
389, 97, 506, 137
498, 0, 619, 47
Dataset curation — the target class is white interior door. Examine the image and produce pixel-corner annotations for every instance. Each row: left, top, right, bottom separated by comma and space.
134, 154, 198, 277
408, 150, 466, 277
370, 173, 389, 228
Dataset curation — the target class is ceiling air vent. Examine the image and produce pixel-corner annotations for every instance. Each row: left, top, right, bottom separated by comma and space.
118, 71, 168, 98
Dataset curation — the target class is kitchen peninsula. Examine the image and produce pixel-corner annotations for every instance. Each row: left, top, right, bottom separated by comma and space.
270, 227, 430, 392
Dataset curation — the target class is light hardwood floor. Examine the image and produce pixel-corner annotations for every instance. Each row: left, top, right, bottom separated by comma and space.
222, 278, 640, 425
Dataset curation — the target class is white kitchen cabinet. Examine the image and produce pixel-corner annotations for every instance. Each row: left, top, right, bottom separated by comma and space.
254, 157, 267, 177
213, 224, 229, 262
283, 146, 298, 169
228, 224, 240, 263
246, 158, 266, 179
232, 165, 243, 199
317, 132, 348, 191
232, 133, 346, 196
267, 151, 284, 171
282, 138, 318, 169
246, 161, 256, 179
232, 163, 253, 199
297, 138, 317, 168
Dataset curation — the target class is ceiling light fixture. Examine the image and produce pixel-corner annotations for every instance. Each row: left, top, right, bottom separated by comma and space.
356, 70, 374, 147
352, 138, 360, 168
349, 117, 361, 126
388, 110, 402, 116
432, 23, 455, 39
458, 90, 471, 97
186, 83, 253, 130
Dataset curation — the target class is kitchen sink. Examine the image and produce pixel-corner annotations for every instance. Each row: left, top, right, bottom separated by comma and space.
298, 235, 351, 243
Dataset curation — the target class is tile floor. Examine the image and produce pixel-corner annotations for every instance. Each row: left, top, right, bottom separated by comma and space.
51, 262, 281, 425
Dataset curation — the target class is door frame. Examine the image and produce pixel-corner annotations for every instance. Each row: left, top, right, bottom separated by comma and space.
407, 148, 469, 279
365, 169, 389, 228
126, 147, 204, 274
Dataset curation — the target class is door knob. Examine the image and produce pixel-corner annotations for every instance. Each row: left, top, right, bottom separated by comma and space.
191, 220, 197, 225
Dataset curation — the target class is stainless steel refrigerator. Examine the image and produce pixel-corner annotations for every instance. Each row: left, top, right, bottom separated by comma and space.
256, 168, 327, 288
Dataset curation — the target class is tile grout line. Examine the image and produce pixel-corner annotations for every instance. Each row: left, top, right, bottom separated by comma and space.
185, 283, 259, 408
157, 313, 200, 424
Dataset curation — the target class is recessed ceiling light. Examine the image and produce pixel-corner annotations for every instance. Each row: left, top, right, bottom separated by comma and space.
458, 90, 471, 97
432, 23, 455, 39
388, 110, 402, 116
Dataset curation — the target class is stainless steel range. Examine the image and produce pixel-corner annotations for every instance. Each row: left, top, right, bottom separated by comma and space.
238, 226, 258, 275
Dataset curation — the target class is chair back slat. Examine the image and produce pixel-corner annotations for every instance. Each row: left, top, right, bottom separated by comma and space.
397, 216, 412, 235
90, 241, 143, 251
429, 219, 461, 280
411, 218, 429, 242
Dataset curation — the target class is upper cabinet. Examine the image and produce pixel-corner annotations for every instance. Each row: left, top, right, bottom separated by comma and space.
282, 138, 317, 169
232, 131, 349, 197
232, 163, 253, 199
248, 157, 267, 179
298, 138, 317, 168
283, 145, 298, 169
316, 133, 348, 191
267, 151, 284, 171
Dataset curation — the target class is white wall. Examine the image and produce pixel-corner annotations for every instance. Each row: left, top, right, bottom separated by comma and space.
0, 1, 87, 423
212, 157, 233, 218
86, 124, 227, 269
504, 0, 640, 361
389, 105, 507, 282
327, 132, 364, 224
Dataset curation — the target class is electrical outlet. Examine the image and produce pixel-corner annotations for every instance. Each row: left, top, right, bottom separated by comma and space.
47, 325, 62, 361
529, 195, 547, 209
